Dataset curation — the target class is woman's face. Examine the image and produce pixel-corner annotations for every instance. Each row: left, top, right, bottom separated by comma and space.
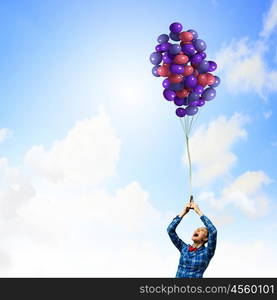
191, 227, 208, 243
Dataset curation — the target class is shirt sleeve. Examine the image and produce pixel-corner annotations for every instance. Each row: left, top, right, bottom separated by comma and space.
200, 215, 217, 259
167, 215, 187, 252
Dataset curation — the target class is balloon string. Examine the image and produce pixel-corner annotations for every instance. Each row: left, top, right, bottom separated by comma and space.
179, 117, 192, 200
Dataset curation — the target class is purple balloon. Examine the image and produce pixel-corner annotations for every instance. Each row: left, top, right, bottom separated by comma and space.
170, 64, 184, 74
185, 106, 199, 116
163, 89, 176, 101
169, 32, 180, 41
184, 97, 189, 106
188, 100, 199, 107
155, 44, 163, 52
160, 42, 171, 52
170, 22, 183, 34
193, 84, 204, 95
157, 34, 169, 44
210, 76, 220, 88
162, 78, 171, 89
202, 87, 216, 101
169, 44, 181, 55
198, 60, 210, 73
150, 52, 162, 65
197, 99, 205, 106
162, 52, 173, 64
188, 29, 198, 40
182, 44, 196, 56
174, 97, 185, 106
208, 61, 217, 72
169, 82, 184, 91
199, 52, 206, 59
193, 39, 207, 52
185, 75, 197, 88
176, 107, 186, 117
188, 91, 200, 102
190, 53, 203, 65
152, 65, 160, 77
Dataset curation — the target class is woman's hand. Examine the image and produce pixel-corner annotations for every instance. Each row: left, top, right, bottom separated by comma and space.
190, 201, 203, 216
178, 202, 192, 218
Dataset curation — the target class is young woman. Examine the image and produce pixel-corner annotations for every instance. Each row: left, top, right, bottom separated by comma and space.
167, 200, 217, 278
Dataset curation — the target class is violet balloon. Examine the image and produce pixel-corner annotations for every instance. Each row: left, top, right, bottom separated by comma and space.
160, 42, 171, 52
193, 84, 204, 95
210, 76, 220, 88
169, 32, 180, 41
174, 97, 185, 106
208, 61, 217, 72
197, 99, 205, 106
157, 34, 169, 44
170, 64, 184, 74
162, 52, 173, 64
202, 88, 216, 101
199, 52, 206, 59
162, 78, 171, 89
152, 65, 160, 77
169, 82, 184, 91
185, 106, 198, 116
170, 22, 183, 33
198, 60, 210, 73
188, 29, 198, 40
163, 89, 176, 101
190, 53, 203, 65
193, 39, 207, 52
185, 75, 197, 88
150, 52, 162, 65
169, 44, 182, 55
176, 107, 186, 117
182, 44, 196, 56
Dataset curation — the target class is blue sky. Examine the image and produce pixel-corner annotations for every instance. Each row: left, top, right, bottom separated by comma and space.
0, 0, 277, 276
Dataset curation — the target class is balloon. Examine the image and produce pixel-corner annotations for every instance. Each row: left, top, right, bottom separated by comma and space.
190, 53, 203, 65
182, 66, 194, 77
176, 107, 186, 117
169, 32, 180, 41
199, 52, 206, 59
202, 87, 216, 101
173, 54, 189, 64
187, 29, 198, 40
193, 69, 199, 77
176, 89, 189, 98
168, 74, 183, 83
155, 44, 162, 52
185, 106, 198, 116
163, 89, 176, 101
185, 75, 197, 88
162, 52, 174, 64
170, 22, 183, 33
188, 100, 199, 107
150, 52, 162, 65
208, 61, 217, 72
157, 34, 169, 44
181, 44, 196, 56
160, 42, 171, 52
174, 97, 185, 106
193, 84, 204, 95
184, 97, 189, 105
169, 82, 185, 91
152, 65, 161, 77
210, 76, 220, 88
170, 64, 184, 74
197, 99, 205, 106
157, 66, 170, 77
206, 73, 216, 86
169, 44, 182, 55
197, 74, 208, 87
198, 60, 210, 73
162, 78, 171, 88
188, 91, 200, 102
193, 39, 207, 52
179, 31, 194, 42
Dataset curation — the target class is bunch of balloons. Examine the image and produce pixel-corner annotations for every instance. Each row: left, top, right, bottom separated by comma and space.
150, 22, 220, 117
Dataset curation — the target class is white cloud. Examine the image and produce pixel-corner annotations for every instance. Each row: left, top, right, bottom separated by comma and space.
199, 171, 271, 218
205, 240, 277, 277
184, 113, 248, 186
24, 106, 121, 186
261, 0, 277, 38
0, 128, 12, 143
263, 110, 272, 119
216, 0, 277, 98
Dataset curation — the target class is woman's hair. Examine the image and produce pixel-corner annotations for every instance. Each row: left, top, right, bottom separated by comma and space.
203, 228, 209, 244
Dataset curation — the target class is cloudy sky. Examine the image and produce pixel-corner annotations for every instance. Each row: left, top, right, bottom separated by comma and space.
0, 0, 277, 277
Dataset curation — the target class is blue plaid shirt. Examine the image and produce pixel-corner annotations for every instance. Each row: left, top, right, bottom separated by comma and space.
167, 214, 217, 278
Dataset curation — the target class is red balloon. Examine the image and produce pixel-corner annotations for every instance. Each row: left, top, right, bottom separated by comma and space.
197, 74, 208, 87
169, 74, 183, 83
180, 41, 192, 45
206, 73, 216, 85
176, 89, 189, 98
157, 66, 170, 77
179, 31, 193, 42
173, 54, 189, 65
183, 65, 194, 76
